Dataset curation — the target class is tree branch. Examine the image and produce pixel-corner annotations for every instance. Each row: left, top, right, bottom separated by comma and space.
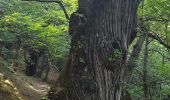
148, 49, 170, 61
144, 16, 170, 22
22, 0, 70, 20
148, 32, 170, 49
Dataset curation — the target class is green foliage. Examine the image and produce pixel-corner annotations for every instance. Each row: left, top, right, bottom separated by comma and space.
0, 0, 77, 61
128, 0, 170, 99
108, 49, 121, 61
128, 40, 170, 99
138, 0, 170, 43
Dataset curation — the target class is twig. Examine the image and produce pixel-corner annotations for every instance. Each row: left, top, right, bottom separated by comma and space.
148, 49, 170, 61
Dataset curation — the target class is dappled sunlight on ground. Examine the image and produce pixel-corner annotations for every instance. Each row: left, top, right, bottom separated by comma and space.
0, 73, 24, 100
0, 66, 50, 100
13, 71, 50, 100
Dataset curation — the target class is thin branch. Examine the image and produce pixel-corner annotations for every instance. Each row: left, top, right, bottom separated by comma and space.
22, 0, 70, 20
148, 32, 170, 49
144, 16, 170, 22
148, 49, 170, 61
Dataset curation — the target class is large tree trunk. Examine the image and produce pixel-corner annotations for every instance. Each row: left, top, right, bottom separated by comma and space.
49, 0, 141, 100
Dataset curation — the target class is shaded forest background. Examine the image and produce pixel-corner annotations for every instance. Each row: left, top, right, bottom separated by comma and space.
0, 0, 170, 100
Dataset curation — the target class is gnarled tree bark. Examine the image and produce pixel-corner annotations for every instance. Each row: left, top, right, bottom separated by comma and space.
48, 0, 141, 100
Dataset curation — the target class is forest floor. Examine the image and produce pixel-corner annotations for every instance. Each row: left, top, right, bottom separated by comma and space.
12, 71, 50, 100
0, 58, 50, 100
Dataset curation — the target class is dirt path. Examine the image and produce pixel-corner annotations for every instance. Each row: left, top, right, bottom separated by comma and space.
0, 68, 50, 100
0, 57, 50, 100
12, 72, 50, 100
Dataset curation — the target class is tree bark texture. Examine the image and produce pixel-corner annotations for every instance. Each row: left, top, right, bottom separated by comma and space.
49, 0, 141, 100
24, 49, 40, 76
143, 36, 149, 99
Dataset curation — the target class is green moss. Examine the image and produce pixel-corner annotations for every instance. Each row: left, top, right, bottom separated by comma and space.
108, 49, 122, 61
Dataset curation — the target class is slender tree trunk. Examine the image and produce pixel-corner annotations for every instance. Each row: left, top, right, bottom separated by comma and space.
125, 33, 146, 80
24, 50, 40, 76
143, 36, 149, 99
37, 54, 48, 77
121, 33, 146, 100
43, 59, 51, 82
12, 35, 21, 72
49, 0, 141, 100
